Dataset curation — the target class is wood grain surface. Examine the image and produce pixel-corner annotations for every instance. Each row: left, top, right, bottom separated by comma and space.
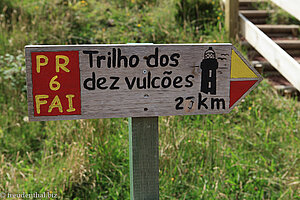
129, 117, 159, 199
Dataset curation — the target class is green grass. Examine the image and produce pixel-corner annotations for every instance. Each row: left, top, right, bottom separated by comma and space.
0, 0, 299, 199
0, 0, 226, 55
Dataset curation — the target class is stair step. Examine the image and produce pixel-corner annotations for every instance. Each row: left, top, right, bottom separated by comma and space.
256, 24, 299, 36
248, 18, 268, 24
239, 0, 268, 10
239, 10, 274, 18
268, 34, 299, 38
273, 84, 299, 98
248, 49, 300, 58
251, 60, 272, 71
274, 85, 296, 91
239, 0, 268, 3
268, 76, 300, 98
242, 39, 300, 49
251, 56, 300, 62
272, 39, 300, 48
268, 75, 295, 87
274, 85, 299, 95
251, 58, 300, 71
238, 18, 267, 24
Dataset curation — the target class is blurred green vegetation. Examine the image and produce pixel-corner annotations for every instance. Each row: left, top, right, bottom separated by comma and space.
0, 0, 226, 55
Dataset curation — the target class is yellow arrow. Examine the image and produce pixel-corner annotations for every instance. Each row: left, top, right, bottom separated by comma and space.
231, 50, 257, 79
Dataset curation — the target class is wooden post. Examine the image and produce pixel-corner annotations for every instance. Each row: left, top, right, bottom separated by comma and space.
225, 0, 239, 39
129, 117, 159, 200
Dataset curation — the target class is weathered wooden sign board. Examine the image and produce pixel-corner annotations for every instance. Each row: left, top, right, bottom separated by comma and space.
25, 44, 262, 121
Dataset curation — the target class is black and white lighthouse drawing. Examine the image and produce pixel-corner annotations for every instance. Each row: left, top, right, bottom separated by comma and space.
200, 47, 218, 94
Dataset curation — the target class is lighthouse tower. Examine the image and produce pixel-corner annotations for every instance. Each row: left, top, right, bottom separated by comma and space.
200, 47, 218, 94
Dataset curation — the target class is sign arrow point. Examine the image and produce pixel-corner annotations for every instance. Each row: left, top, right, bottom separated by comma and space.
229, 47, 263, 109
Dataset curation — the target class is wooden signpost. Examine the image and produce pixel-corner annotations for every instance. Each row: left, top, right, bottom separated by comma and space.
25, 44, 262, 121
25, 44, 262, 199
